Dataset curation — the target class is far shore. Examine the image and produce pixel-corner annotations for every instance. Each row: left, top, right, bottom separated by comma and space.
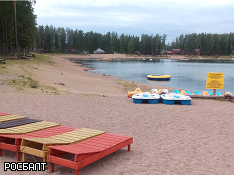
59, 53, 234, 61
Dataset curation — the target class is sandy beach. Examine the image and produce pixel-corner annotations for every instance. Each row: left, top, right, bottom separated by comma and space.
0, 54, 233, 175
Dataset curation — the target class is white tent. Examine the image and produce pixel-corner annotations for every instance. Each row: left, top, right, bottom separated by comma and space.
94, 48, 106, 54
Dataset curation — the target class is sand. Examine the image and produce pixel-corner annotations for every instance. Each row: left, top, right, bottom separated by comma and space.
0, 54, 233, 175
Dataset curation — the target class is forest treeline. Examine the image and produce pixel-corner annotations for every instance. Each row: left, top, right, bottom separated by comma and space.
171, 33, 234, 55
0, 1, 36, 58
36, 26, 234, 55
36, 25, 167, 55
0, 1, 234, 58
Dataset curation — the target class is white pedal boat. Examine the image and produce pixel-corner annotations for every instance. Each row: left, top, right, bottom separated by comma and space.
161, 93, 192, 105
132, 92, 160, 104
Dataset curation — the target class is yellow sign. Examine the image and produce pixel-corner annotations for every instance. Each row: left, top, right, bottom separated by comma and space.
206, 72, 224, 89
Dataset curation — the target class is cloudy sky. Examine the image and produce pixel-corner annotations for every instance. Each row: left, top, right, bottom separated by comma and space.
34, 0, 234, 42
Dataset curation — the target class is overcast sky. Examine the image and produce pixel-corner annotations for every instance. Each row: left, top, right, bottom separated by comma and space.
34, 0, 234, 43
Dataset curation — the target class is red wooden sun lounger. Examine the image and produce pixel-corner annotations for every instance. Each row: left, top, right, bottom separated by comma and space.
47, 133, 133, 175
0, 125, 77, 161
20, 128, 105, 163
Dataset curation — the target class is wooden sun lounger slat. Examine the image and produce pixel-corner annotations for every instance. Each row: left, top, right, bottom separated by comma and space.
0, 112, 10, 116
20, 128, 105, 163
50, 133, 132, 154
22, 128, 105, 145
47, 133, 133, 175
0, 115, 26, 122
0, 121, 60, 134
0, 118, 42, 129
0, 125, 76, 161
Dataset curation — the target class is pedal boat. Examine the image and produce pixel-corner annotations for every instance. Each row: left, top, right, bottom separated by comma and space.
132, 92, 160, 104
147, 74, 171, 81
161, 93, 191, 105
128, 87, 142, 98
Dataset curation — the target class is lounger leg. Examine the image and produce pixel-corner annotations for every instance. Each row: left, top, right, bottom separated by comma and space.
75, 170, 79, 175
22, 152, 27, 162
43, 157, 49, 170
128, 144, 131, 151
50, 163, 54, 173
17, 152, 20, 161
15, 139, 21, 161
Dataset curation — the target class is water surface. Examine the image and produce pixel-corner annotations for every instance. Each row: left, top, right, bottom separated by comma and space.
70, 58, 234, 93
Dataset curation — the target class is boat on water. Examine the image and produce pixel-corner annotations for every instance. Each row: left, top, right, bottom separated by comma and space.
132, 92, 160, 104
161, 93, 192, 105
147, 74, 171, 81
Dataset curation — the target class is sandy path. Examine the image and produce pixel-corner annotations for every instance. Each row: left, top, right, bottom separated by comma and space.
0, 54, 233, 175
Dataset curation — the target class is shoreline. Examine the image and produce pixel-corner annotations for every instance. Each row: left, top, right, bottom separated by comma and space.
1, 53, 233, 96
61, 53, 234, 61
37, 53, 181, 95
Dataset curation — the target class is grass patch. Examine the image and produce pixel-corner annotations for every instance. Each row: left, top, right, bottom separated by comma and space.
4, 75, 59, 94
219, 55, 233, 60
80, 93, 108, 97
1, 53, 60, 94
4, 53, 55, 66
0, 65, 7, 74
116, 79, 137, 90
5, 76, 39, 90
40, 85, 60, 95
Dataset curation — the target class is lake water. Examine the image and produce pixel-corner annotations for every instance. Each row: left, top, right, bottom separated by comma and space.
69, 58, 234, 93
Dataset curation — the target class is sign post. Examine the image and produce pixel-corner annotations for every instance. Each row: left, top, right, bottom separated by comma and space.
206, 73, 224, 95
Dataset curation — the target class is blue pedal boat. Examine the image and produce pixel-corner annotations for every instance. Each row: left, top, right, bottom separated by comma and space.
161, 93, 192, 105
132, 92, 160, 104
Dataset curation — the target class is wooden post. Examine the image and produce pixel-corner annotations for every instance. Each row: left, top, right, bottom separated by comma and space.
75, 170, 79, 175
22, 152, 27, 162
17, 152, 20, 161
128, 144, 131, 151
50, 162, 54, 173
213, 89, 216, 96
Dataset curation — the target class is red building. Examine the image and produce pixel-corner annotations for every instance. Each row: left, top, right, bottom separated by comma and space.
172, 49, 181, 55
166, 51, 172, 55
36, 48, 44, 54
70, 49, 77, 54
194, 49, 200, 55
